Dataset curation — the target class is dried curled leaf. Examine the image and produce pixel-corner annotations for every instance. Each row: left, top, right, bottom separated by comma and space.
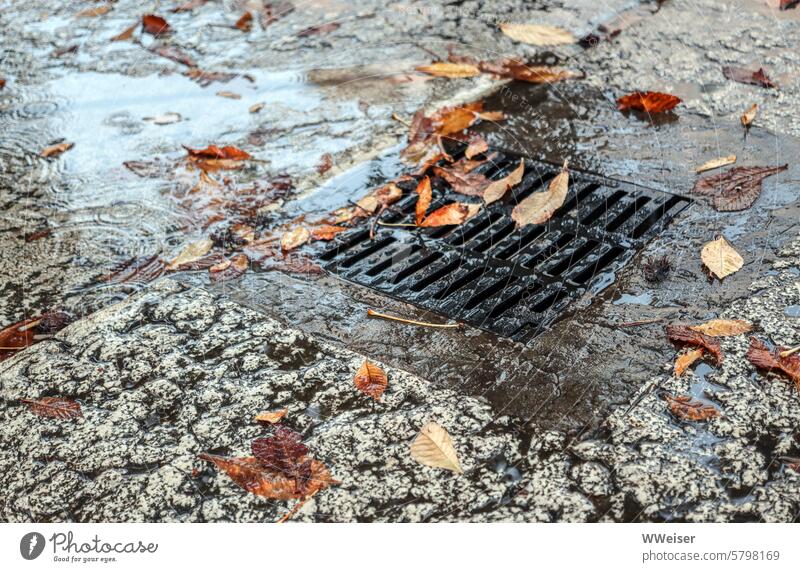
416, 62, 481, 78
666, 324, 723, 364
167, 238, 213, 270
21, 397, 82, 420
741, 104, 757, 127
40, 142, 73, 158
511, 159, 569, 227
254, 408, 288, 424
281, 227, 311, 251
500, 23, 575, 46
142, 14, 171, 36
419, 202, 480, 228
464, 137, 488, 159
354, 359, 388, 400
433, 166, 491, 197
689, 319, 752, 337
479, 59, 582, 83
410, 422, 463, 474
701, 236, 743, 279
695, 155, 736, 174
674, 347, 705, 377
746, 338, 800, 391
692, 164, 787, 211
663, 394, 720, 422
722, 66, 776, 88
483, 159, 524, 205
617, 91, 681, 113
414, 176, 432, 226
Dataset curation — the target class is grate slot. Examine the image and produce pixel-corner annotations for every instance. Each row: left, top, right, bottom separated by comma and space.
338, 237, 396, 268
544, 238, 599, 277
473, 221, 516, 253
487, 282, 544, 320
629, 195, 686, 239
448, 211, 504, 246
432, 266, 485, 300
392, 251, 444, 284
522, 233, 575, 269
605, 196, 651, 232
579, 190, 625, 227
409, 258, 461, 292
463, 274, 519, 310
364, 245, 420, 277
570, 245, 626, 285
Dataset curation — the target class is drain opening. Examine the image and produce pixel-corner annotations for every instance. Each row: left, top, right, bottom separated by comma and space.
319, 146, 690, 342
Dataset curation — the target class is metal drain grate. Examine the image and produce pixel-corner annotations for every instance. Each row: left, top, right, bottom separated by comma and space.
318, 147, 691, 342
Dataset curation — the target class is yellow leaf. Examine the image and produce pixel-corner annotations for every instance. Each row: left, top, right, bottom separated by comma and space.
701, 236, 743, 279
500, 23, 575, 46
409, 422, 463, 474
483, 159, 524, 205
695, 155, 736, 174
511, 159, 569, 226
674, 347, 704, 376
167, 238, 213, 270
415, 62, 481, 78
741, 103, 757, 127
254, 408, 288, 424
689, 319, 752, 337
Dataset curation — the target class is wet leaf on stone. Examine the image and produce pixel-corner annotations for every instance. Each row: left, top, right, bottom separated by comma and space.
216, 91, 242, 100
40, 142, 74, 158
21, 397, 82, 420
483, 159, 524, 205
695, 155, 736, 174
746, 338, 800, 391
316, 153, 333, 175
416, 62, 481, 78
479, 59, 582, 84
143, 112, 182, 125
142, 14, 171, 36
781, 0, 800, 9
666, 324, 723, 364
149, 44, 196, 67
409, 422, 463, 474
260, 1, 295, 27
415, 176, 432, 225
511, 159, 569, 227
250, 102, 265, 113
722, 66, 776, 88
354, 359, 388, 400
741, 103, 757, 127
77, 5, 112, 17
663, 394, 720, 422
689, 319, 752, 337
171, 0, 208, 12
701, 236, 743, 279
499, 23, 575, 46
692, 164, 787, 211
166, 238, 214, 270
0, 318, 38, 360
208, 253, 248, 282
185, 144, 251, 170
281, 227, 311, 251
261, 256, 323, 275
310, 225, 347, 241
617, 91, 681, 113
419, 202, 481, 228
111, 22, 138, 42
252, 426, 308, 476
297, 22, 340, 37
674, 348, 705, 377
99, 255, 166, 285
255, 408, 289, 424
235, 12, 253, 32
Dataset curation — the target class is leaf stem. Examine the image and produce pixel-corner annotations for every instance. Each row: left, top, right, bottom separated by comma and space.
780, 344, 800, 358
376, 221, 417, 228
276, 492, 316, 524
391, 112, 411, 127
367, 309, 463, 329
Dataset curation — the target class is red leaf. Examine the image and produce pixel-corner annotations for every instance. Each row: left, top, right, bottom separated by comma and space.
0, 318, 38, 360
663, 394, 719, 422
617, 91, 682, 113
185, 145, 251, 161
99, 255, 166, 285
252, 426, 309, 479
782, 0, 800, 9
722, 66, 776, 88
666, 325, 723, 364
316, 153, 333, 175
746, 338, 800, 391
21, 397, 82, 420
432, 165, 491, 197
692, 164, 787, 211
142, 15, 171, 36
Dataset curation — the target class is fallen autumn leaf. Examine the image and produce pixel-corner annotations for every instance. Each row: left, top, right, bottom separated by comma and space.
410, 422, 463, 474
701, 236, 743, 279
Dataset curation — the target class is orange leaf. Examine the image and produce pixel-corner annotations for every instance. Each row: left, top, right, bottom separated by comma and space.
111, 22, 138, 42
0, 317, 38, 359
415, 62, 481, 78
666, 324, 723, 364
281, 227, 311, 251
674, 348, 705, 376
184, 145, 251, 161
617, 91, 682, 113
199, 454, 304, 500
746, 338, 800, 391
464, 137, 488, 159
254, 408, 289, 424
354, 359, 388, 400
235, 12, 253, 32
419, 202, 480, 227
40, 142, 73, 158
311, 225, 347, 241
142, 14, 171, 36
663, 394, 720, 422
21, 397, 82, 420
208, 254, 248, 282
415, 176, 432, 226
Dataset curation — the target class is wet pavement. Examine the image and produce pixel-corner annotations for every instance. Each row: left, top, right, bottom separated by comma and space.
1, 0, 799, 522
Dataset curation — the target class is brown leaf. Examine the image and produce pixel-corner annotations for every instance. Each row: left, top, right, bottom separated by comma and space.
255, 408, 288, 424
252, 426, 308, 477
689, 319, 752, 337
692, 164, 787, 211
478, 59, 582, 83
111, 22, 138, 41
77, 5, 111, 17
663, 394, 720, 421
185, 144, 251, 171
216, 91, 241, 100
40, 142, 73, 158
298, 22, 340, 36
149, 44, 196, 67
700, 236, 744, 279
419, 202, 481, 227
694, 155, 736, 174
250, 102, 265, 113
166, 238, 214, 270
666, 324, 723, 364
746, 338, 800, 391
310, 225, 347, 241
21, 397, 82, 420
0, 318, 39, 360
674, 348, 705, 377
0, 78, 5, 90
261, 257, 323, 275
142, 15, 171, 36
416, 62, 481, 78
433, 166, 491, 197
511, 159, 569, 227
99, 255, 166, 285
208, 254, 248, 282
617, 91, 682, 113
183, 69, 243, 86
415, 176, 432, 226
171, 0, 208, 13
741, 103, 757, 127
354, 359, 388, 400
260, 1, 295, 27
316, 153, 333, 175
499, 23, 575, 46
235, 12, 253, 32
409, 422, 463, 473
483, 159, 524, 204
281, 227, 311, 251
464, 137, 488, 159
722, 66, 776, 88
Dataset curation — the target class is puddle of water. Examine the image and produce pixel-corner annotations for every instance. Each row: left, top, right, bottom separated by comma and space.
785, 305, 800, 318
613, 292, 653, 306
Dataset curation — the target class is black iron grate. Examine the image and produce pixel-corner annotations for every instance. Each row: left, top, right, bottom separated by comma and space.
318, 147, 690, 342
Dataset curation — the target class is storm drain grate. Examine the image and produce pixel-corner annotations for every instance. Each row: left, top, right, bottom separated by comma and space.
318, 146, 691, 342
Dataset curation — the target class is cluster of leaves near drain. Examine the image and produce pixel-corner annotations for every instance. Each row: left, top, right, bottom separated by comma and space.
0, 312, 72, 361
668, 319, 754, 376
